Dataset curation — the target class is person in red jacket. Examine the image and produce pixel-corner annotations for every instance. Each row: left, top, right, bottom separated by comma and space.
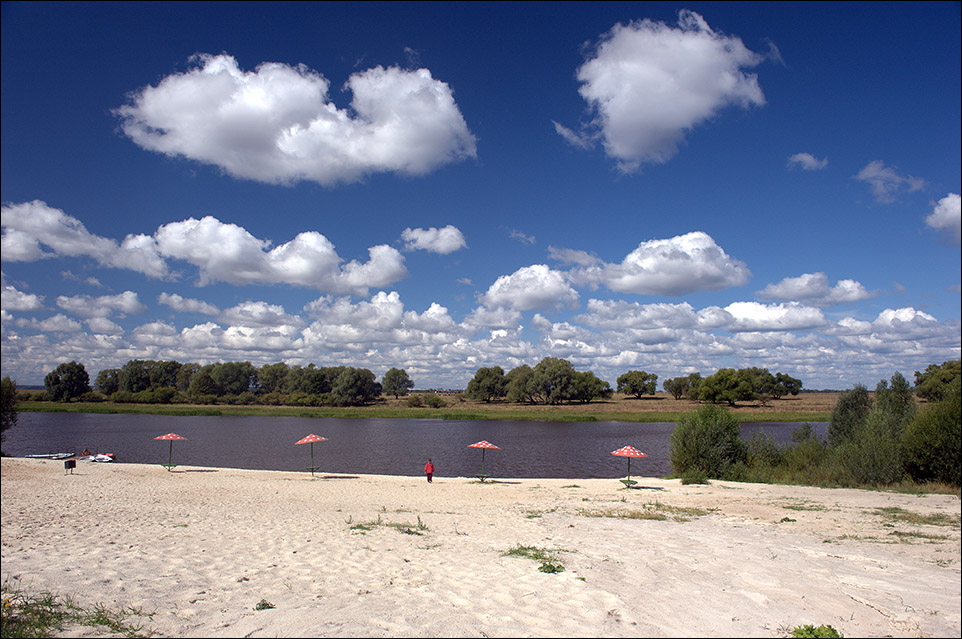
424, 458, 434, 483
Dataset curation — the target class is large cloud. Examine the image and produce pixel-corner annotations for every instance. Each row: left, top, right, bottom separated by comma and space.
757, 272, 875, 306
1, 201, 167, 277
925, 193, 961, 246
115, 54, 477, 185
723, 301, 827, 332
400, 225, 467, 254
154, 216, 408, 294
481, 264, 580, 311
56, 291, 147, 319
1, 279, 44, 312
568, 231, 750, 296
555, 10, 766, 171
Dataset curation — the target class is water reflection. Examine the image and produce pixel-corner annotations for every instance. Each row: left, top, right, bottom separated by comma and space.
5, 412, 827, 479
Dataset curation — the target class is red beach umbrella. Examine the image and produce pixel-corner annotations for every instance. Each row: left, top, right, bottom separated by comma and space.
295, 434, 328, 477
611, 445, 647, 488
468, 440, 500, 482
154, 433, 187, 472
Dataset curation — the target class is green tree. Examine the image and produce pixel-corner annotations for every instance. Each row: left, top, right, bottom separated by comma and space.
118, 359, 154, 393
44, 361, 91, 402
258, 362, 290, 394
465, 366, 506, 402
914, 360, 961, 402
828, 384, 871, 447
697, 368, 756, 406
331, 368, 381, 406
529, 357, 577, 404
188, 368, 217, 397
175, 363, 201, 392
1, 376, 18, 452
94, 368, 120, 395
616, 370, 658, 398
505, 365, 535, 403
149, 360, 182, 389
570, 371, 612, 403
874, 371, 916, 430
382, 368, 414, 399
209, 361, 258, 396
772, 372, 803, 399
663, 376, 689, 400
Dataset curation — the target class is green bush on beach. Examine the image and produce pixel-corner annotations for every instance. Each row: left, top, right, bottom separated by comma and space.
669, 371, 960, 490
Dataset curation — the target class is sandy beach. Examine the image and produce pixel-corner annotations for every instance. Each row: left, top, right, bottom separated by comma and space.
2, 457, 959, 638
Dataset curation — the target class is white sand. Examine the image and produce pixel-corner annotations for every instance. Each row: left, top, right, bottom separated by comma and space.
2, 457, 959, 637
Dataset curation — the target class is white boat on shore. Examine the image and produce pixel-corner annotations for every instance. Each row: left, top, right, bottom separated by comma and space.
24, 452, 74, 460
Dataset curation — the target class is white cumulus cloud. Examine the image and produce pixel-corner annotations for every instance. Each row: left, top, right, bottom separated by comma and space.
556, 9, 766, 171
55, 291, 147, 319
787, 152, 828, 171
854, 160, 925, 203
481, 264, 579, 311
571, 231, 751, 296
154, 216, 408, 295
1, 201, 167, 278
158, 293, 219, 315
925, 193, 961, 246
723, 301, 827, 332
1, 280, 44, 312
401, 225, 467, 254
115, 54, 476, 186
757, 272, 875, 306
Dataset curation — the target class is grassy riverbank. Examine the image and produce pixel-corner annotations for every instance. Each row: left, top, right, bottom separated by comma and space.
17, 392, 836, 423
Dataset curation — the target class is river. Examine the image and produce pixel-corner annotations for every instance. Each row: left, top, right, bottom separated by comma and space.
3, 412, 827, 479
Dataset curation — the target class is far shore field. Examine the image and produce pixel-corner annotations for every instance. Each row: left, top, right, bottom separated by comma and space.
16, 391, 845, 423
2, 457, 959, 637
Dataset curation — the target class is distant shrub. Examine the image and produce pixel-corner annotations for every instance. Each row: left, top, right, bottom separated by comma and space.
783, 424, 829, 473
669, 404, 746, 479
79, 391, 106, 403
680, 469, 710, 485
791, 624, 841, 638
746, 431, 782, 470
406, 394, 424, 407
828, 384, 871, 446
901, 391, 961, 486
834, 407, 905, 486
422, 394, 445, 408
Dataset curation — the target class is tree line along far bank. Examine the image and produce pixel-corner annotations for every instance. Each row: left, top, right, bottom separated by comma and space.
17, 357, 961, 409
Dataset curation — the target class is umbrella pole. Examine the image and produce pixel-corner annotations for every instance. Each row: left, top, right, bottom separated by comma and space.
167, 441, 173, 471
627, 457, 631, 483
310, 442, 315, 477
481, 448, 486, 476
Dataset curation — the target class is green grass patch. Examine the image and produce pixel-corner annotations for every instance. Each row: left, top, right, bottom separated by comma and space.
874, 507, 960, 527
888, 530, 950, 542
578, 501, 711, 522
349, 514, 429, 535
1, 582, 149, 638
501, 545, 567, 573
791, 624, 842, 638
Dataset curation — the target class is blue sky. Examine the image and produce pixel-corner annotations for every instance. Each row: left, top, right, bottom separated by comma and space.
2, 1, 959, 390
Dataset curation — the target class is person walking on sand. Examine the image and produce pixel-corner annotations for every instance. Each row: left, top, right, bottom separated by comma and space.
424, 458, 434, 483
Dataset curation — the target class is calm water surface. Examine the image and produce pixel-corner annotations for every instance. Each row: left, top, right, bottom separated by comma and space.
5, 412, 827, 479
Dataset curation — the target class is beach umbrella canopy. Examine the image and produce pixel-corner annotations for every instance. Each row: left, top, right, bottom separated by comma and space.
611, 445, 647, 487
154, 433, 187, 471
295, 434, 328, 477
468, 440, 500, 481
